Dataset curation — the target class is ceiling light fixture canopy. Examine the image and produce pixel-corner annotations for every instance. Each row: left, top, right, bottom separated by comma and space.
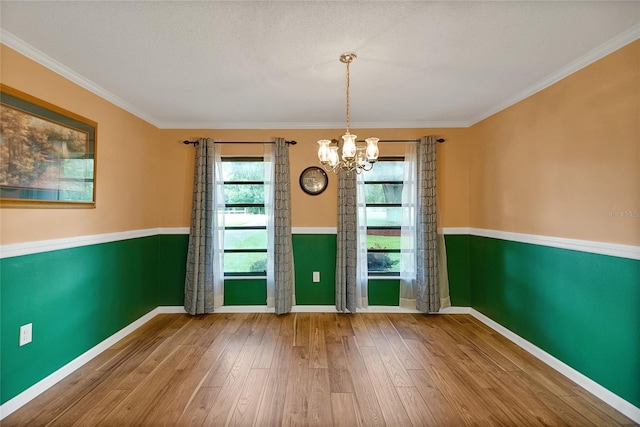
318, 53, 379, 174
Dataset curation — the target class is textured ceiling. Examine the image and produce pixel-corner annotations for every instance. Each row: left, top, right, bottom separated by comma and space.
1, 1, 639, 129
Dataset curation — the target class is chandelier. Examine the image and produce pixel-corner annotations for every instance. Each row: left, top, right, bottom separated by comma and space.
317, 53, 379, 174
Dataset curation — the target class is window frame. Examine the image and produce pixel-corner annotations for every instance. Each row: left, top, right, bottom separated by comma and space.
363, 156, 406, 278
221, 157, 268, 278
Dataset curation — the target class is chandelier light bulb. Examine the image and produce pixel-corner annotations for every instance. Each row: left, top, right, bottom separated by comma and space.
341, 133, 357, 160
317, 139, 331, 164
365, 137, 379, 163
328, 146, 340, 168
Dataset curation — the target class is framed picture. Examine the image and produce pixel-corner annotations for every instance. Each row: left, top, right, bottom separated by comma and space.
0, 84, 97, 208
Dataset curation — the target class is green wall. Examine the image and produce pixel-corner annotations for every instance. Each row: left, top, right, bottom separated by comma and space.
156, 233, 471, 307
293, 234, 336, 305
444, 234, 471, 306
0, 236, 159, 404
469, 235, 640, 407
157, 234, 188, 305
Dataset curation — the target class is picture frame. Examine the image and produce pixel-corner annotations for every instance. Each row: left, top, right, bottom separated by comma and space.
0, 84, 97, 208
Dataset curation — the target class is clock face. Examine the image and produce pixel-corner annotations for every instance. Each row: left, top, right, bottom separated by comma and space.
299, 166, 328, 195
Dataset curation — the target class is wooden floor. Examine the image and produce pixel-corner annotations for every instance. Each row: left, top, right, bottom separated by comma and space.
3, 313, 636, 426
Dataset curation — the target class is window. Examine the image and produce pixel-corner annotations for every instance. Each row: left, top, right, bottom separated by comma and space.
362, 157, 407, 276
221, 158, 267, 276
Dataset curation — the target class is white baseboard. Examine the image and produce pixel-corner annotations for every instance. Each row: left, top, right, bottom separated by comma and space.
156, 305, 466, 314
437, 306, 471, 314
470, 309, 640, 424
0, 307, 163, 420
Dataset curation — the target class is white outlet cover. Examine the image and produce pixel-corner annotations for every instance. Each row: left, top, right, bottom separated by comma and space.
19, 323, 32, 346
313, 271, 320, 282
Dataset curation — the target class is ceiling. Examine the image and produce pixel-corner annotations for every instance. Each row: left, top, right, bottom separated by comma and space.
1, 1, 639, 129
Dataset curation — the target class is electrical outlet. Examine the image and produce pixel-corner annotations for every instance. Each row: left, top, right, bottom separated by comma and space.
313, 271, 320, 282
20, 323, 32, 346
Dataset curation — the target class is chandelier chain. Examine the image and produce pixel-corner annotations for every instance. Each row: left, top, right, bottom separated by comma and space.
345, 59, 351, 133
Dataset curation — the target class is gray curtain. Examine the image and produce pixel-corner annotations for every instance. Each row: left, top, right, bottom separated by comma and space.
184, 138, 218, 314
272, 138, 295, 314
335, 170, 358, 313
415, 136, 440, 313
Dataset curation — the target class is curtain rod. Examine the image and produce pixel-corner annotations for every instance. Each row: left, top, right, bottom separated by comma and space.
183, 140, 297, 146
368, 138, 445, 143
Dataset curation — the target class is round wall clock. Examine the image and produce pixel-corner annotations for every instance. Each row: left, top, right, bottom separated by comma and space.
299, 166, 329, 195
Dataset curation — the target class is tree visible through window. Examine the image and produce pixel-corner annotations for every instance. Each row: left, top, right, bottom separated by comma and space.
363, 157, 405, 275
221, 158, 267, 276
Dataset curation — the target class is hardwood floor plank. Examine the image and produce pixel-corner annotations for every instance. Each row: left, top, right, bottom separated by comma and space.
254, 335, 294, 425
559, 393, 638, 426
386, 313, 423, 341
330, 393, 360, 427
326, 342, 355, 393
175, 386, 222, 426
510, 370, 597, 426
374, 314, 422, 370
96, 345, 197, 427
336, 313, 355, 336
322, 313, 342, 344
395, 386, 439, 427
293, 312, 311, 348
279, 312, 295, 337
309, 312, 329, 369
227, 368, 269, 426
341, 336, 386, 427
404, 339, 501, 426
66, 389, 131, 427
307, 368, 333, 426
350, 313, 374, 347
359, 346, 413, 426
3, 313, 633, 427
201, 344, 260, 425
202, 326, 252, 388
406, 369, 467, 427
282, 346, 311, 426
244, 313, 270, 346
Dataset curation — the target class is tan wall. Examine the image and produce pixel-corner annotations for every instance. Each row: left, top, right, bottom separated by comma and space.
156, 128, 470, 229
12, 38, 636, 246
0, 45, 161, 244
469, 41, 640, 245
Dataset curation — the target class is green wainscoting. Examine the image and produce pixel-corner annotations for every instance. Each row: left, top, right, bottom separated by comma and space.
292, 234, 336, 305
0, 236, 159, 405
155, 233, 472, 307
224, 279, 268, 305
368, 279, 400, 305
469, 236, 640, 408
444, 234, 471, 306
157, 234, 189, 305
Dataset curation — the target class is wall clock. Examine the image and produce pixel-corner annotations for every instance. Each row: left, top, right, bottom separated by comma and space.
299, 166, 328, 195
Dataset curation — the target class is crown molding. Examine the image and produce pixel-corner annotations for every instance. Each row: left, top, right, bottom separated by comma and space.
0, 29, 161, 127
155, 120, 471, 130
470, 23, 640, 126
